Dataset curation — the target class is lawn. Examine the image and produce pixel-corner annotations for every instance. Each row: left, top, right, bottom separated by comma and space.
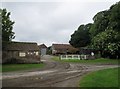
52, 56, 119, 64
79, 67, 119, 87
2, 63, 45, 72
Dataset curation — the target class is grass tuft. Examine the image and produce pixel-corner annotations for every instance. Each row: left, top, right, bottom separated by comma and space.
79, 67, 119, 87
2, 63, 45, 72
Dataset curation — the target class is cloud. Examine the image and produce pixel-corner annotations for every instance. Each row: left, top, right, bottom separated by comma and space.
2, 1, 119, 46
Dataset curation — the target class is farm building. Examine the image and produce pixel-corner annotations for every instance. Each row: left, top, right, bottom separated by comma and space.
2, 42, 40, 64
52, 44, 79, 55
79, 47, 100, 55
79, 47, 100, 59
38, 44, 47, 55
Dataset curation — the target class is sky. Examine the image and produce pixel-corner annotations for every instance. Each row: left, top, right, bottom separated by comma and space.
1, 0, 120, 47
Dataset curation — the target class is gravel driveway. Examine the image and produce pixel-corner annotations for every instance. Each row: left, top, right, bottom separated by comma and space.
2, 55, 119, 87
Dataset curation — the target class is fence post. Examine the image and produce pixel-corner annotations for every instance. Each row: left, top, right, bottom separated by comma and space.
79, 55, 80, 60
60, 55, 62, 60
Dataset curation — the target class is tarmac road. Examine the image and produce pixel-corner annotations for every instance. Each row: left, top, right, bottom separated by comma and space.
2, 55, 119, 87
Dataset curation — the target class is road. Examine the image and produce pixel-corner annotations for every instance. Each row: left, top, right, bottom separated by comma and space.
2, 55, 119, 87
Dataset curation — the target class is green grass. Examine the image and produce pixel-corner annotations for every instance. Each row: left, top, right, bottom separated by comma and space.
79, 67, 119, 87
2, 63, 45, 72
52, 56, 119, 64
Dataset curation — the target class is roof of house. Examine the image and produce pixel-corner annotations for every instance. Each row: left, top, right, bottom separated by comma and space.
38, 44, 47, 49
52, 44, 78, 51
4, 42, 39, 51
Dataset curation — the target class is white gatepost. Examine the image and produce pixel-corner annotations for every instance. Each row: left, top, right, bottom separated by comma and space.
72, 55, 74, 59
84, 55, 86, 59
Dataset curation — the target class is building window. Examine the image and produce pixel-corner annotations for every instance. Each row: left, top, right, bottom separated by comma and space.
19, 52, 26, 57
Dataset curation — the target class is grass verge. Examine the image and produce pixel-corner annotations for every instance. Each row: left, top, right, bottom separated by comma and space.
79, 67, 119, 87
52, 56, 119, 64
2, 63, 45, 72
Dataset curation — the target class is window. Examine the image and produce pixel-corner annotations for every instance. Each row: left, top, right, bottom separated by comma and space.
19, 52, 26, 57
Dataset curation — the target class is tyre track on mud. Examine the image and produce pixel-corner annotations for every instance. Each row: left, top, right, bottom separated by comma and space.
2, 55, 119, 87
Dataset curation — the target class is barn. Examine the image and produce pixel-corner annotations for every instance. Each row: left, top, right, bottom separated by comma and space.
2, 42, 40, 64
38, 44, 47, 55
52, 44, 79, 55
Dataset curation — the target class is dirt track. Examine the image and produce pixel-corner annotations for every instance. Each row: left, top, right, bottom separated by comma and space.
2, 55, 118, 87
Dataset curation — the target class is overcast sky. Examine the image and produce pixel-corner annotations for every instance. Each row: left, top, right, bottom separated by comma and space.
2, 0, 119, 47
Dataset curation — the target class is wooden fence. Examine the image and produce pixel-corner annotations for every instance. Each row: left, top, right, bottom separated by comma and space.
60, 55, 89, 60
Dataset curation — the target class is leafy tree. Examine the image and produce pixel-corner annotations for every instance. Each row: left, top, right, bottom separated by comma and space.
89, 1, 120, 37
108, 2, 120, 32
91, 30, 120, 58
69, 1, 120, 59
0, 8, 15, 42
0, 8, 15, 50
69, 23, 92, 48
89, 10, 109, 37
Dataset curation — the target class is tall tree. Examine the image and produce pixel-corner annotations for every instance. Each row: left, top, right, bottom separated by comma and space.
91, 30, 120, 58
108, 2, 120, 32
89, 1, 120, 37
0, 8, 15, 42
90, 1, 120, 58
89, 10, 109, 37
69, 23, 92, 48
69, 1, 120, 58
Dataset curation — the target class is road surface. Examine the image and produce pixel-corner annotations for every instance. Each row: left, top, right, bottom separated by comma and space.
2, 55, 118, 87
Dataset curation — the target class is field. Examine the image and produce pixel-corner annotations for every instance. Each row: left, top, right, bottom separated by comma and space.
52, 56, 119, 64
2, 63, 45, 72
79, 67, 119, 87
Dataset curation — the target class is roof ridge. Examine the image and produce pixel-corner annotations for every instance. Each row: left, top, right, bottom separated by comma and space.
12, 41, 37, 44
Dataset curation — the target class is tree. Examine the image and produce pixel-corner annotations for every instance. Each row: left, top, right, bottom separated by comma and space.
108, 2, 120, 32
0, 8, 15, 42
91, 30, 120, 58
89, 1, 120, 37
92, 2, 120, 33
46, 46, 52, 55
89, 10, 109, 37
69, 2, 120, 58
1, 8, 15, 50
69, 23, 92, 48
90, 1, 120, 58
